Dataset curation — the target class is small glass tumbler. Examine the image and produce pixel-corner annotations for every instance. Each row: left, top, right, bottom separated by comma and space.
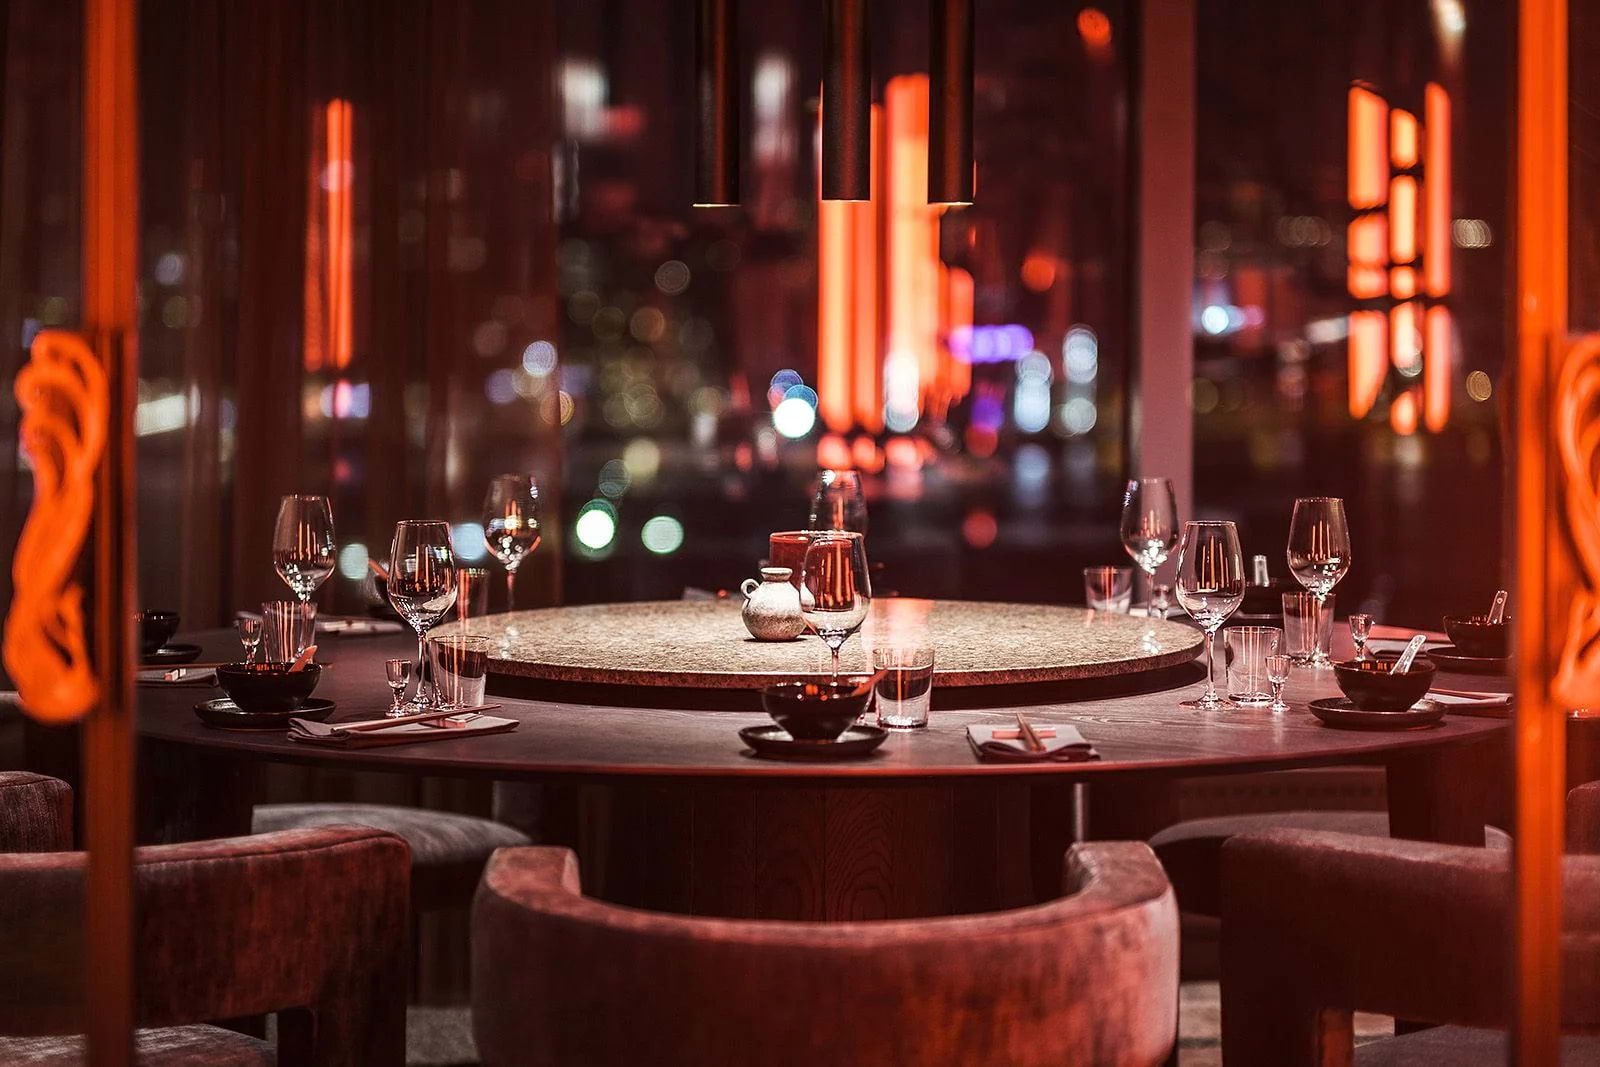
1224, 626, 1282, 706
872, 647, 935, 729
1149, 583, 1173, 620
1349, 613, 1374, 660
430, 635, 492, 708
1265, 654, 1292, 712
1084, 566, 1134, 614
261, 601, 317, 663
456, 567, 492, 621
1282, 592, 1335, 667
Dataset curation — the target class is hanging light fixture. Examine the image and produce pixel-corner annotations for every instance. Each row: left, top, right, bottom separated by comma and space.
694, 0, 740, 206
928, 0, 974, 205
822, 0, 871, 201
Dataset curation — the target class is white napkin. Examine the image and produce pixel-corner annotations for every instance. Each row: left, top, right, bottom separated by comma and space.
316, 616, 406, 636
137, 667, 218, 686
1428, 690, 1512, 714
288, 711, 518, 747
967, 723, 1099, 763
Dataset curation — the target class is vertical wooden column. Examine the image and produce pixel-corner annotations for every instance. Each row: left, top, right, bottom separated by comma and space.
1132, 0, 1195, 528
1513, 0, 1567, 1061
83, 0, 140, 1062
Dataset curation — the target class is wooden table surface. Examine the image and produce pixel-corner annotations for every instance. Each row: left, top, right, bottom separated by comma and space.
137, 626, 1509, 783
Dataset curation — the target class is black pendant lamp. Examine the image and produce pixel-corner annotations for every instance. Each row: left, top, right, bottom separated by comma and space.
822, 0, 871, 200
929, 0, 974, 205
694, 0, 740, 206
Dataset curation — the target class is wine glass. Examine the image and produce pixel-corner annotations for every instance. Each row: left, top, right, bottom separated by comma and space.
388, 521, 459, 706
799, 532, 872, 677
1349, 613, 1374, 661
273, 495, 336, 603
235, 616, 262, 665
1175, 520, 1246, 710
1120, 477, 1178, 613
483, 474, 541, 611
1265, 654, 1292, 712
809, 469, 868, 534
1286, 497, 1352, 667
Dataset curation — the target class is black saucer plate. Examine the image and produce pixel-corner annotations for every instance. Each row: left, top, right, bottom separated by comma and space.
194, 697, 335, 731
739, 724, 888, 760
1422, 645, 1509, 676
143, 644, 203, 666
1309, 697, 1445, 730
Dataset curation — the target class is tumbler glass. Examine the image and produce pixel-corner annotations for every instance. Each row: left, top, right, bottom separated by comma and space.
1282, 592, 1335, 666
1225, 625, 1283, 706
261, 601, 317, 662
430, 635, 492, 708
872, 647, 935, 729
1083, 566, 1134, 614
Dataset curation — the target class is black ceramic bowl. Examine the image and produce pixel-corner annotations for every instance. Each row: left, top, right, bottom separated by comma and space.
136, 610, 180, 655
1443, 614, 1510, 658
760, 681, 872, 741
1333, 656, 1436, 712
217, 662, 322, 712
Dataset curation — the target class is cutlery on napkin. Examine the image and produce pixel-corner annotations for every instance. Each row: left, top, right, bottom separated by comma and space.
287, 705, 517, 747
1428, 689, 1513, 716
137, 667, 218, 686
967, 723, 1100, 763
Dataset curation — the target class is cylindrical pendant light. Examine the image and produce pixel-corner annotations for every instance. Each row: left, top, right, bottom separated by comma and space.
823, 0, 871, 200
694, 0, 739, 206
929, 0, 974, 205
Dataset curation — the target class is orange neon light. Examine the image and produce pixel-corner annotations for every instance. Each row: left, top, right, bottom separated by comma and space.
305, 99, 354, 373
852, 106, 882, 431
1388, 175, 1417, 263
1347, 86, 1388, 210
1348, 310, 1387, 417
1346, 215, 1388, 299
886, 75, 943, 418
1389, 265, 1417, 299
1423, 305, 1450, 432
1389, 109, 1418, 168
1389, 390, 1418, 435
943, 265, 974, 400
1390, 300, 1418, 369
1424, 83, 1451, 298
819, 199, 853, 431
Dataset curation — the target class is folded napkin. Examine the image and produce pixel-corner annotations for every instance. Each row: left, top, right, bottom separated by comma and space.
1429, 689, 1512, 716
316, 616, 406, 636
288, 710, 518, 748
967, 723, 1100, 763
137, 667, 218, 686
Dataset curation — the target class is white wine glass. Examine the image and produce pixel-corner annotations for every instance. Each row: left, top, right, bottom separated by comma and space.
799, 532, 871, 677
1175, 520, 1246, 710
1120, 477, 1178, 612
388, 521, 458, 706
1286, 497, 1351, 667
273, 495, 336, 603
483, 474, 542, 611
808, 469, 868, 534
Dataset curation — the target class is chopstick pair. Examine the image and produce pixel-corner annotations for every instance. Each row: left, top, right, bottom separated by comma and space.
293, 703, 502, 737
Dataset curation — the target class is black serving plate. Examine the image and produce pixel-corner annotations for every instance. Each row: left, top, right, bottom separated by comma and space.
194, 697, 335, 731
1309, 697, 1445, 730
143, 644, 203, 666
1422, 645, 1509, 676
739, 724, 888, 760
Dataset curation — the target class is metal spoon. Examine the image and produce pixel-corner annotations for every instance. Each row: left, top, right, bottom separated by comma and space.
1390, 634, 1427, 675
1488, 589, 1509, 624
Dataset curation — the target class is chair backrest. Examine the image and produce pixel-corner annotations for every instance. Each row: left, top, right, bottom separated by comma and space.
473, 841, 1178, 1067
0, 824, 411, 1067
0, 771, 72, 852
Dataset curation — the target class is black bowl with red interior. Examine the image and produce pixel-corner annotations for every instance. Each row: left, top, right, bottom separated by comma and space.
1332, 656, 1436, 712
760, 681, 871, 740
217, 662, 322, 712
1443, 614, 1510, 658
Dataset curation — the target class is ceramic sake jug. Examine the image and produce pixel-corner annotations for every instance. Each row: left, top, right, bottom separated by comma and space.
740, 567, 806, 640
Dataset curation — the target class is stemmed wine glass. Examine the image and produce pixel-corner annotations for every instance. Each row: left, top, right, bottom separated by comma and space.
483, 474, 542, 611
388, 521, 458, 706
799, 532, 872, 677
1175, 520, 1246, 710
1286, 497, 1352, 668
809, 469, 868, 534
1120, 477, 1178, 613
273, 495, 336, 603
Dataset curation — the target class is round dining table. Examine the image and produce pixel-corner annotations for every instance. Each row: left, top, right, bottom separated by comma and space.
137, 610, 1510, 921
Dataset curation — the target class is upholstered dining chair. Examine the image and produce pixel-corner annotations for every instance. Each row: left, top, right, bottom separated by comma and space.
0, 771, 410, 1066
1219, 781, 1600, 1065
472, 842, 1179, 1067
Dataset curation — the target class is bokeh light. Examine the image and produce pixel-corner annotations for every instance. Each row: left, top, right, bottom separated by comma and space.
641, 515, 685, 555
575, 500, 618, 551
522, 340, 558, 376
452, 522, 488, 561
773, 396, 817, 438
337, 542, 368, 580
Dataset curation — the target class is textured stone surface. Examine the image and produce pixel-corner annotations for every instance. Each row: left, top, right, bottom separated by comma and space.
434, 600, 1203, 688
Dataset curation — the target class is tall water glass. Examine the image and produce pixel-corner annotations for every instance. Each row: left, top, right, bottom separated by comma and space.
430, 636, 492, 708
389, 521, 458, 706
1120, 477, 1179, 609
261, 601, 316, 662
873, 647, 935, 729
273, 495, 336, 603
456, 567, 491, 621
808, 469, 868, 534
799, 532, 871, 677
1225, 626, 1282, 706
483, 474, 541, 611
1286, 497, 1351, 666
1175, 520, 1246, 710
1282, 592, 1335, 666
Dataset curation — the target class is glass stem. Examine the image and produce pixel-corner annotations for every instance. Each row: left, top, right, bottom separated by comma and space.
506, 567, 517, 611
415, 628, 428, 701
1204, 629, 1218, 698
831, 643, 841, 678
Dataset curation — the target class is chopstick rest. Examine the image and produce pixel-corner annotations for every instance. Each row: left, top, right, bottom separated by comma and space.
967, 723, 1100, 763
